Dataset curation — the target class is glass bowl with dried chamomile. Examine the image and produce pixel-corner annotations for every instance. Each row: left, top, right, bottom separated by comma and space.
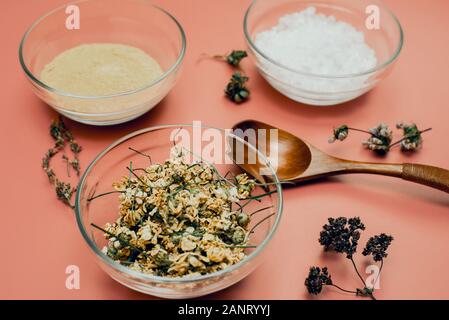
75, 124, 283, 298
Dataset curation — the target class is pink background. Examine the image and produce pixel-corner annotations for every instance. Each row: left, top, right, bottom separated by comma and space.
1, 0, 449, 299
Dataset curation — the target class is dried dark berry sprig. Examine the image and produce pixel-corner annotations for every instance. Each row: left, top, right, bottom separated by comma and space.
329, 122, 431, 154
304, 267, 333, 295
305, 266, 361, 296
363, 233, 394, 262
305, 216, 393, 300
42, 117, 82, 208
319, 217, 365, 259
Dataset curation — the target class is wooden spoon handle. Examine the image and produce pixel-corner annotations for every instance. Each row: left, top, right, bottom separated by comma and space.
402, 163, 449, 193
337, 161, 449, 193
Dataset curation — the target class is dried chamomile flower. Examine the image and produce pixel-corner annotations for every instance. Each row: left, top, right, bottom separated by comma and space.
304, 267, 333, 295
225, 72, 250, 104
319, 217, 365, 259
362, 233, 394, 262
363, 123, 393, 153
396, 122, 428, 152
329, 125, 349, 143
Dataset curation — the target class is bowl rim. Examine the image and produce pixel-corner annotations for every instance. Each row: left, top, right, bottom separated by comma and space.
243, 0, 404, 79
75, 124, 284, 284
18, 0, 187, 100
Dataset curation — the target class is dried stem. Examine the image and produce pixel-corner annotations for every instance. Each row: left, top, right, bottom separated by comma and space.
249, 205, 274, 217
350, 257, 366, 287
253, 181, 295, 186
348, 127, 375, 135
88, 190, 125, 202
248, 189, 277, 200
389, 128, 432, 148
126, 166, 149, 187
330, 284, 357, 295
372, 259, 384, 293
248, 212, 276, 235
129, 147, 152, 164
226, 245, 257, 249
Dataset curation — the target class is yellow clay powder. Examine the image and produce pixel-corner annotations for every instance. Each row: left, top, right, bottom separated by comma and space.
41, 43, 164, 96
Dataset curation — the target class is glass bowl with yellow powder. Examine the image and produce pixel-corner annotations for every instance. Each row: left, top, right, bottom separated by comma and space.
19, 0, 186, 125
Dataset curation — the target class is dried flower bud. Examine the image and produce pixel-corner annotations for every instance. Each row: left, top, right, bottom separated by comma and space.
329, 125, 349, 143
232, 228, 246, 244
396, 122, 424, 152
181, 238, 197, 252
225, 72, 250, 104
237, 213, 250, 227
226, 50, 248, 67
70, 142, 82, 154
154, 251, 172, 267
363, 123, 393, 153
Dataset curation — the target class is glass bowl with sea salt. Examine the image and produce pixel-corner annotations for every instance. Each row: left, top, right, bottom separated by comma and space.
19, 0, 186, 125
244, 0, 403, 106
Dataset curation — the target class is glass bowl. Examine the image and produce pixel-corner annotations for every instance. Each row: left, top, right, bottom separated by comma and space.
19, 0, 186, 125
244, 0, 404, 106
75, 124, 283, 298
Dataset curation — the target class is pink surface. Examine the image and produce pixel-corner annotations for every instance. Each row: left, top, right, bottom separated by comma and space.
1, 0, 449, 299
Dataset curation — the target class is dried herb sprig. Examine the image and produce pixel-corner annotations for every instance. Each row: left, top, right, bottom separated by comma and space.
329, 123, 431, 154
212, 50, 248, 67
305, 267, 357, 295
42, 117, 82, 208
225, 72, 250, 104
305, 216, 394, 300
203, 49, 251, 104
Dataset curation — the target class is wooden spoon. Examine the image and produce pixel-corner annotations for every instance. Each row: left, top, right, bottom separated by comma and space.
232, 120, 449, 193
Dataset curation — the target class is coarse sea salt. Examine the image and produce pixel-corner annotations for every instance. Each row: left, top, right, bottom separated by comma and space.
254, 7, 378, 102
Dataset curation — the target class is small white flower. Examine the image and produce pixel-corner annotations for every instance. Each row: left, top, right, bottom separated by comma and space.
181, 238, 197, 252
139, 226, 152, 241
